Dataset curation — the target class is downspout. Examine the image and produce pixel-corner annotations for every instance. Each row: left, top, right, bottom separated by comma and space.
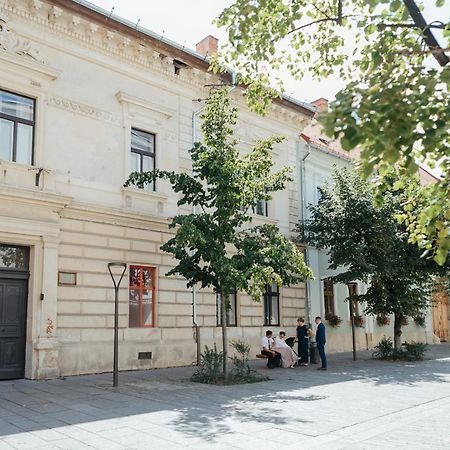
297, 140, 311, 326
191, 70, 236, 365
192, 103, 204, 365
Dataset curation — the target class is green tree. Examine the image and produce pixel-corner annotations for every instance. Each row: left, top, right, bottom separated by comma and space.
299, 167, 448, 349
215, 0, 450, 265
126, 88, 312, 377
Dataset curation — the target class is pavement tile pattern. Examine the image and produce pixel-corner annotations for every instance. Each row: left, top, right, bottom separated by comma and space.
1, 344, 449, 449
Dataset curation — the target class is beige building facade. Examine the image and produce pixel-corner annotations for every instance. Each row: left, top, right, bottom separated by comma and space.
0, 0, 315, 379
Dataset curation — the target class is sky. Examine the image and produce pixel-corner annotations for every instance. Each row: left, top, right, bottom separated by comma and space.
86, 0, 446, 105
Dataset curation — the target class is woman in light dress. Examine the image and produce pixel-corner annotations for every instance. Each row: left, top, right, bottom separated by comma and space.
273, 331, 298, 368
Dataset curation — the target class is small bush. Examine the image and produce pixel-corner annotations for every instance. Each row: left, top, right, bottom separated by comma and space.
376, 314, 390, 326
191, 341, 268, 385
372, 338, 428, 361
191, 344, 224, 384
325, 314, 342, 328
229, 340, 268, 383
413, 316, 426, 327
402, 342, 429, 361
353, 315, 364, 328
372, 337, 393, 359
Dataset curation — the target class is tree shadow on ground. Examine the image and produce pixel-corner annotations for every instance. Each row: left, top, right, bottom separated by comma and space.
0, 344, 448, 445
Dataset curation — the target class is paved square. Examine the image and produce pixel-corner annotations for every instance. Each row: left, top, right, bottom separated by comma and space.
1, 344, 449, 449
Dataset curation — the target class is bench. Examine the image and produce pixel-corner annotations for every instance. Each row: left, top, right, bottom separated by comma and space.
256, 354, 268, 359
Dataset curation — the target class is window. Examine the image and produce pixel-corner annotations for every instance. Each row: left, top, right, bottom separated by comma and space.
216, 291, 237, 326
323, 278, 335, 317
0, 244, 29, 270
129, 128, 155, 191
263, 283, 280, 326
0, 89, 35, 165
253, 199, 268, 216
347, 282, 359, 317
129, 265, 156, 327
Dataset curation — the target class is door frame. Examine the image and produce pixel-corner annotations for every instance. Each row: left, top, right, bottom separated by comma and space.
0, 244, 30, 379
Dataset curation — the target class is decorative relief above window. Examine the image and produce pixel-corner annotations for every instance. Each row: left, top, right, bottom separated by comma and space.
0, 14, 46, 64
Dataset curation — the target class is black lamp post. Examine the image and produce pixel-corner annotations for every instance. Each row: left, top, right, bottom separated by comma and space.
108, 262, 127, 387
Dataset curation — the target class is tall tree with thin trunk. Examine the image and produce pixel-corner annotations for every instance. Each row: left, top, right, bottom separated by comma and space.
126, 88, 312, 377
299, 167, 449, 349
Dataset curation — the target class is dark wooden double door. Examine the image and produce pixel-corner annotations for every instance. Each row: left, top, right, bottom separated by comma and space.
0, 245, 29, 380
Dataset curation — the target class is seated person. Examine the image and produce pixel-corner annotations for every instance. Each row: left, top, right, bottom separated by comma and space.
260, 330, 281, 369
273, 331, 298, 369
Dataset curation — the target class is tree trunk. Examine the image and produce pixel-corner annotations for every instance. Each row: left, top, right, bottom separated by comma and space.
221, 292, 228, 378
393, 313, 403, 350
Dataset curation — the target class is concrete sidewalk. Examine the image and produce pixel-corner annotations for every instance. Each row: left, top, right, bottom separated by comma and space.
1, 344, 449, 449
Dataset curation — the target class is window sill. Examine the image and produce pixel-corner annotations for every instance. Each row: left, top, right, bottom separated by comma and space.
121, 186, 168, 201
0, 159, 36, 172
247, 213, 279, 225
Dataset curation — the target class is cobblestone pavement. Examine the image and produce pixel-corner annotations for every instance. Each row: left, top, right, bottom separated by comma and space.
1, 344, 449, 449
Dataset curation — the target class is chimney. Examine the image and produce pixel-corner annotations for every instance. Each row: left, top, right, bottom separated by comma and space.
311, 97, 329, 113
196, 35, 218, 58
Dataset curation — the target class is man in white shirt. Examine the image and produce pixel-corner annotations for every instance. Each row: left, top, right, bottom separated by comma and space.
261, 330, 281, 368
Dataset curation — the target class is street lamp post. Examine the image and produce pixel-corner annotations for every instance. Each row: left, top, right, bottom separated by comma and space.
108, 262, 127, 387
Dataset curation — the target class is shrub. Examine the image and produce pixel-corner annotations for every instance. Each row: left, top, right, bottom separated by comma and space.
191, 344, 224, 384
402, 342, 429, 361
229, 340, 268, 383
413, 315, 426, 327
353, 315, 365, 328
372, 338, 428, 361
191, 341, 269, 385
372, 337, 393, 359
325, 314, 342, 328
376, 314, 390, 326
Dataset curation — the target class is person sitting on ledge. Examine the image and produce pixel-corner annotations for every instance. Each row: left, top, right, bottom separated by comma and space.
260, 330, 281, 369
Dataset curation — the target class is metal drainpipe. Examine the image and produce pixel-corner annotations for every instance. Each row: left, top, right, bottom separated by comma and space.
297, 140, 312, 326
191, 71, 237, 365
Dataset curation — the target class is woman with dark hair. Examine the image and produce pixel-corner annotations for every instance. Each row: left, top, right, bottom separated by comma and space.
297, 317, 310, 366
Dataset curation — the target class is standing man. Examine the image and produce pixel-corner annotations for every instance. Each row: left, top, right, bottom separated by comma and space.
260, 330, 281, 369
315, 316, 327, 370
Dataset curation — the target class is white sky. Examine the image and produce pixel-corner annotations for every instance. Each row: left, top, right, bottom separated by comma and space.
87, 0, 446, 104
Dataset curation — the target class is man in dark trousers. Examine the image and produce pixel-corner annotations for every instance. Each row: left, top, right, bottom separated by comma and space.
315, 316, 327, 370
260, 330, 281, 369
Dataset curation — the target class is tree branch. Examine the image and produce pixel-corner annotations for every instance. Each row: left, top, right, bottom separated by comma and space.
402, 0, 449, 66
378, 22, 445, 30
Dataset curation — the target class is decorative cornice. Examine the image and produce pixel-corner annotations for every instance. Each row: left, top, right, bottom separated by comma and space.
0, 183, 72, 210
62, 201, 171, 230
115, 91, 175, 119
2, 0, 216, 92
46, 94, 121, 125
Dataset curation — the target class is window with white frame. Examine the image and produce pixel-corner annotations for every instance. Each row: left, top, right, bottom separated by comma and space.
0, 89, 35, 165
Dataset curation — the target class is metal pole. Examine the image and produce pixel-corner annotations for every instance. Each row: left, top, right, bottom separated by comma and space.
113, 285, 119, 387
349, 293, 356, 361
108, 262, 126, 387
